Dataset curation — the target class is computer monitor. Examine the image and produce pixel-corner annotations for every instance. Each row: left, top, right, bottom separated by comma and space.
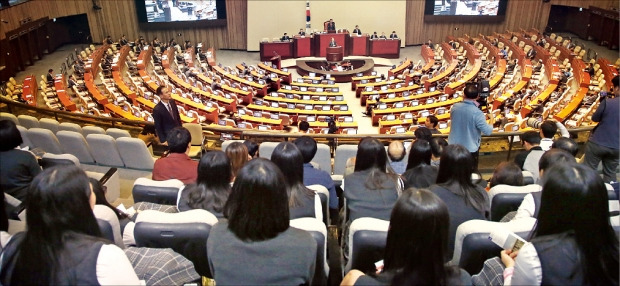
386, 114, 396, 121
388, 93, 396, 99
307, 116, 316, 122
287, 103, 295, 109
253, 111, 262, 117
271, 91, 278, 97
396, 127, 405, 133
305, 105, 313, 110
378, 103, 387, 110
381, 86, 388, 91
344, 117, 353, 122
300, 86, 308, 92
303, 95, 311, 100
403, 113, 413, 119
417, 89, 423, 94
371, 71, 377, 76
319, 96, 327, 101
411, 100, 419, 106
439, 122, 448, 129
375, 78, 381, 83
403, 91, 410, 96
361, 79, 368, 84
336, 96, 343, 101
193, 97, 201, 103
356, 73, 363, 77
322, 105, 330, 111
389, 76, 395, 80
309, 72, 316, 77
408, 81, 414, 86
271, 102, 279, 108
395, 102, 404, 108
270, 114, 279, 120
238, 123, 246, 128
512, 124, 519, 131
436, 109, 445, 115
225, 94, 231, 99
316, 88, 324, 92
282, 68, 288, 72
297, 78, 304, 83
429, 86, 436, 92
365, 86, 373, 92
333, 87, 339, 92
395, 84, 402, 89
440, 95, 447, 101
285, 85, 292, 90
255, 100, 263, 105
258, 125, 269, 131
122, 105, 129, 111
218, 119, 226, 126
341, 105, 348, 111
272, 64, 278, 69
270, 73, 277, 78
325, 74, 331, 79
328, 80, 335, 85
238, 109, 246, 116
420, 110, 430, 117
242, 86, 248, 91
287, 94, 294, 99
258, 80, 266, 84
347, 129, 357, 134
427, 98, 435, 104
312, 80, 320, 84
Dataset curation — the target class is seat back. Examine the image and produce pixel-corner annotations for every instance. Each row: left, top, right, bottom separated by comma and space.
221, 139, 244, 153
290, 218, 329, 285
40, 153, 80, 169
132, 177, 184, 205
39, 118, 60, 133
459, 232, 503, 274
58, 122, 83, 134
116, 137, 154, 170
26, 128, 63, 154
345, 217, 389, 273
106, 128, 131, 139
308, 185, 329, 226
56, 130, 95, 164
0, 112, 19, 124
312, 143, 332, 174
134, 209, 218, 277
17, 115, 39, 129
97, 219, 116, 243
15, 125, 32, 149
182, 123, 204, 146
86, 134, 125, 167
82, 126, 106, 137
258, 141, 280, 159
334, 144, 358, 176
490, 193, 528, 221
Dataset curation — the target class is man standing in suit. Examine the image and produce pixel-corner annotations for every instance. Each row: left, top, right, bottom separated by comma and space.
153, 86, 182, 145
352, 25, 361, 35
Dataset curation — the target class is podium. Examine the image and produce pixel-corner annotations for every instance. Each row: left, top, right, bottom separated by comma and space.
270, 54, 281, 69
326, 46, 344, 62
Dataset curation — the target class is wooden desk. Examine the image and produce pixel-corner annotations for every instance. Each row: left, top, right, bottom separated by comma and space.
369, 39, 400, 59
104, 103, 141, 121
165, 69, 236, 112
360, 84, 424, 106
240, 114, 283, 129
314, 33, 348, 57
421, 45, 435, 72
112, 71, 136, 100
444, 59, 482, 95
349, 34, 369, 56
260, 41, 293, 61
258, 63, 292, 84
554, 87, 588, 122
521, 83, 558, 118
54, 75, 77, 111
425, 43, 458, 90
367, 90, 442, 106
263, 95, 347, 106
21, 76, 36, 106
294, 36, 313, 58
247, 104, 352, 118
276, 88, 343, 97
213, 65, 268, 96
371, 97, 462, 125
388, 59, 412, 77
598, 58, 619, 90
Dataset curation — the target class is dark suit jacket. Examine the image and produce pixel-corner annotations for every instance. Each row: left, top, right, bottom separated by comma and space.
353, 28, 361, 35
153, 100, 182, 143
46, 73, 54, 83
370, 34, 379, 40
328, 22, 336, 31
389, 33, 398, 39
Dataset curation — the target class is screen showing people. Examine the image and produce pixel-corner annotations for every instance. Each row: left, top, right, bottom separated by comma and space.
143, 0, 218, 22
433, 0, 499, 16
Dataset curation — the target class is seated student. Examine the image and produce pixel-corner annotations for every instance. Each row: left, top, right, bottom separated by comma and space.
293, 136, 337, 219
298, 120, 311, 133
402, 139, 438, 189
430, 137, 448, 168
342, 188, 471, 285
206, 159, 317, 285
539, 120, 569, 151
489, 162, 524, 188
152, 127, 198, 184
514, 131, 544, 182
551, 137, 578, 157
0, 120, 41, 201
431, 144, 489, 259
424, 115, 442, 134
387, 140, 407, 175
370, 32, 379, 40
344, 137, 401, 222
500, 163, 618, 285
389, 31, 398, 39
281, 33, 291, 41
177, 151, 231, 218
512, 149, 575, 221
0, 166, 140, 285
243, 139, 259, 159
225, 142, 249, 182
271, 142, 322, 220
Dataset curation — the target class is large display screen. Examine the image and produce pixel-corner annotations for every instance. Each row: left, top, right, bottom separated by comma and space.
136, 0, 227, 28
424, 0, 507, 22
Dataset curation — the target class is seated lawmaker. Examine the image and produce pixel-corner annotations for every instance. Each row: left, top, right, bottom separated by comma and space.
298, 28, 305, 36
152, 127, 199, 184
379, 32, 388, 39
206, 159, 317, 285
281, 33, 291, 41
389, 31, 398, 39
370, 32, 379, 40
352, 25, 362, 35
329, 37, 338, 47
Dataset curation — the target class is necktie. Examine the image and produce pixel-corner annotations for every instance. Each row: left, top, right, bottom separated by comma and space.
166, 103, 174, 118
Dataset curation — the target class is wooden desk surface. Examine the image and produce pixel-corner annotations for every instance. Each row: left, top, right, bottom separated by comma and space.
104, 103, 142, 121
554, 87, 588, 122
213, 65, 267, 89
247, 104, 352, 117
240, 114, 283, 128
372, 97, 461, 116
356, 79, 403, 89
366, 90, 442, 105
263, 96, 347, 106
277, 88, 343, 97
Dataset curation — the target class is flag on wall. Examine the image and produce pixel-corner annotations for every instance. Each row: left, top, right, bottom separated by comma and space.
306, 1, 311, 31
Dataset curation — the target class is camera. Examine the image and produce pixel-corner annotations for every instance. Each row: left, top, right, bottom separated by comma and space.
526, 117, 542, 129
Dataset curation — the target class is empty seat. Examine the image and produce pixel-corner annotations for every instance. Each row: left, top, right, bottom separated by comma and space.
345, 217, 389, 273
116, 137, 155, 170
258, 142, 280, 159
17, 115, 39, 129
38, 118, 60, 133
290, 218, 329, 285
58, 122, 83, 134
56, 130, 96, 164
82, 126, 106, 137
0, 112, 19, 124
134, 209, 218, 277
26, 128, 63, 154
182, 123, 204, 158
132, 177, 184, 205
86, 134, 125, 167
106, 128, 131, 139
332, 144, 359, 185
